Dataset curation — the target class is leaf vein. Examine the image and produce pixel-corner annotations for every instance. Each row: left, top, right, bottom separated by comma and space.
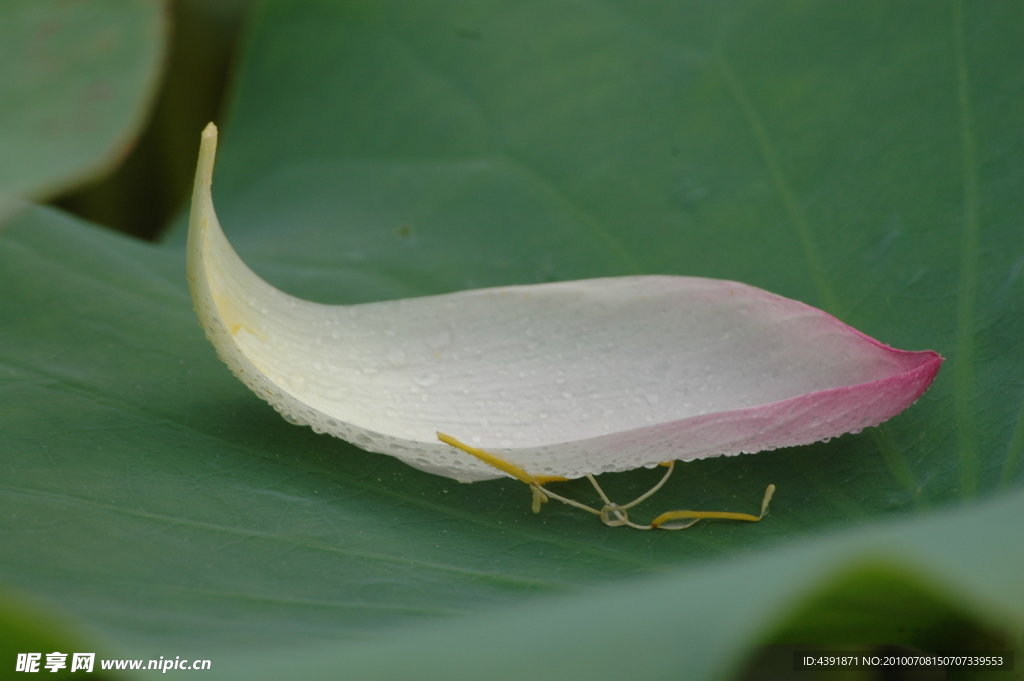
952, 0, 980, 497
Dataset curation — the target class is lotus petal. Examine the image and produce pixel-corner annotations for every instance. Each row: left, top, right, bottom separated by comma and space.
187, 123, 942, 483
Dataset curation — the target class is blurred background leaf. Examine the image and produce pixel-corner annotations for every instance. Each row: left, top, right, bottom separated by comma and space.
52, 0, 252, 239
0, 0, 167, 222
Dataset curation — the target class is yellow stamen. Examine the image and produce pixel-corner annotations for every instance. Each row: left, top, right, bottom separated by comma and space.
650, 484, 775, 530
436, 432, 775, 531
436, 432, 567, 485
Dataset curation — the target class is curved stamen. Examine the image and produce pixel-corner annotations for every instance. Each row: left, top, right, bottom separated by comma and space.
650, 484, 776, 530
437, 432, 775, 531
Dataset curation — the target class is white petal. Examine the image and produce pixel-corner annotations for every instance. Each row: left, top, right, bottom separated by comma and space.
188, 123, 942, 482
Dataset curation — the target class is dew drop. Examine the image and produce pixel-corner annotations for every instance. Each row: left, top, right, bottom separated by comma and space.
416, 373, 440, 387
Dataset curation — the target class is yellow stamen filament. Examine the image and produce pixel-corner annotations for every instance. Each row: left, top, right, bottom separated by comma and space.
436, 432, 775, 531
435, 432, 566, 485
649, 484, 776, 530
